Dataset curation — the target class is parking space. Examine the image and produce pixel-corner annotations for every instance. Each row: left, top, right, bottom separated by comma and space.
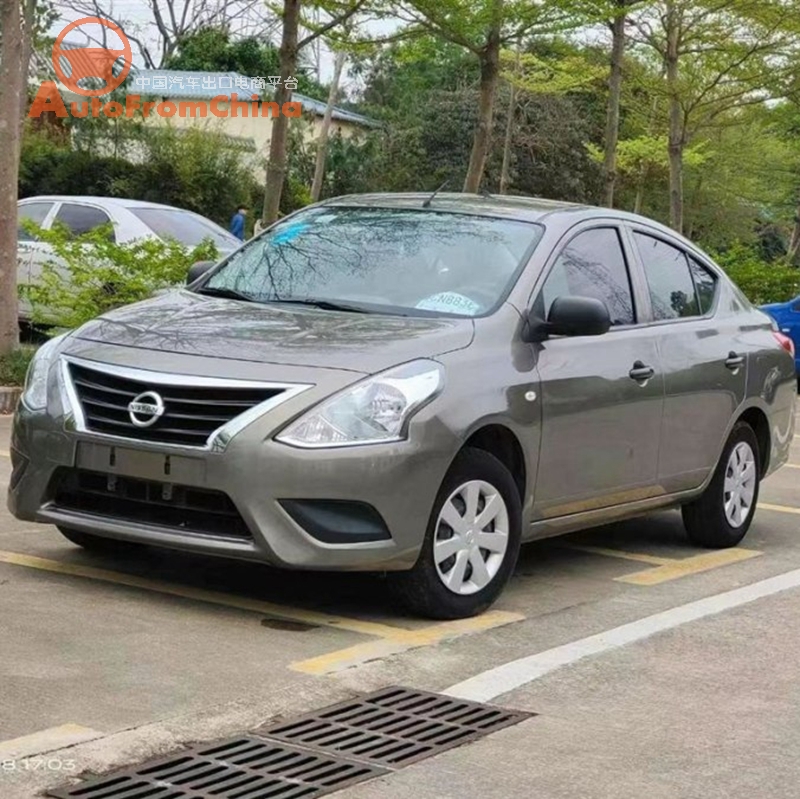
1, 407, 799, 797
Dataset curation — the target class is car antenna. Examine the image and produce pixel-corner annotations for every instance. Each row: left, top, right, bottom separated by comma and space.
422, 179, 451, 208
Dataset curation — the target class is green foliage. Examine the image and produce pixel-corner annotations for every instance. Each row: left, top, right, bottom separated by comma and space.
20, 224, 218, 330
138, 126, 258, 222
0, 347, 37, 388
18, 124, 258, 228
713, 244, 800, 305
165, 26, 328, 100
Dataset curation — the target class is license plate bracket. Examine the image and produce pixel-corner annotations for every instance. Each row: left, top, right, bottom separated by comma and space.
76, 442, 206, 484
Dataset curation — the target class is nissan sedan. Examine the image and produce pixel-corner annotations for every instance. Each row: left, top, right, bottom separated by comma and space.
8, 194, 797, 618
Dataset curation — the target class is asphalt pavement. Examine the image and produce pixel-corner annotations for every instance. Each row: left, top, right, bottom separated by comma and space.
1, 405, 799, 798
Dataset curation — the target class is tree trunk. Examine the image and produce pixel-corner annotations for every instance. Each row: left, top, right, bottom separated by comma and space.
262, 0, 301, 226
665, 2, 683, 234
310, 50, 346, 203
633, 166, 647, 214
499, 46, 521, 195
463, 33, 500, 194
788, 200, 800, 265
0, 0, 24, 355
602, 1, 627, 208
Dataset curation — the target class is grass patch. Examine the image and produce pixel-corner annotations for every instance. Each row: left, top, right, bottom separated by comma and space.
0, 346, 37, 387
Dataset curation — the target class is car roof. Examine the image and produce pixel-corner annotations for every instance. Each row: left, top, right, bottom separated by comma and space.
19, 196, 201, 214
322, 192, 585, 222
321, 192, 704, 256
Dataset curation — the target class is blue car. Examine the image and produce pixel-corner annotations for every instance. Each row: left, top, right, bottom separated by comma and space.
761, 296, 800, 378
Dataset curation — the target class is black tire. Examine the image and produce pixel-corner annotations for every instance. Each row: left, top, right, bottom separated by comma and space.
682, 421, 761, 549
57, 526, 143, 554
391, 447, 522, 620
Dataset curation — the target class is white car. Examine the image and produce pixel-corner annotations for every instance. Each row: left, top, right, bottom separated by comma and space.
17, 196, 241, 321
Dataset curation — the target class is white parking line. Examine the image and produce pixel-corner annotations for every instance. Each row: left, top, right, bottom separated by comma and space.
445, 568, 800, 703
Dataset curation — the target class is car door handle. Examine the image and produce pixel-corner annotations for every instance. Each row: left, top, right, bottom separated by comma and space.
629, 361, 655, 382
725, 352, 745, 371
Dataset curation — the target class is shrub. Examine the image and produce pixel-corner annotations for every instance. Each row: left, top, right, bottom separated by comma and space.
20, 223, 218, 330
0, 347, 37, 387
712, 243, 800, 306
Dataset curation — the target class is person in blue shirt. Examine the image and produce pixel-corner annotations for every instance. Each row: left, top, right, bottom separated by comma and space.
229, 206, 248, 240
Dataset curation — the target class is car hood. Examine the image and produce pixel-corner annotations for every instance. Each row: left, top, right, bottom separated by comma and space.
74, 291, 475, 374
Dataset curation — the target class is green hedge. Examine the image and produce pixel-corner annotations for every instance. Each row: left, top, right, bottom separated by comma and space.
0, 347, 36, 387
712, 244, 800, 306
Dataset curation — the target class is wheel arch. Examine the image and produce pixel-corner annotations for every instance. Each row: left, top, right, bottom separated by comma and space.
737, 406, 771, 476
461, 423, 527, 504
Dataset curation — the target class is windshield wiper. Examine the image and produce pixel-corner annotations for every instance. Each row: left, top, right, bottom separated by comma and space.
266, 298, 373, 314
194, 286, 255, 303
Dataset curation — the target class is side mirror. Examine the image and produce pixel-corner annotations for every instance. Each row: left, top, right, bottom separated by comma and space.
187, 260, 215, 284
524, 296, 611, 342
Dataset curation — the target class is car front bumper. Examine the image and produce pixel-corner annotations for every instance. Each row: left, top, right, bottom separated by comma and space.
8, 378, 459, 573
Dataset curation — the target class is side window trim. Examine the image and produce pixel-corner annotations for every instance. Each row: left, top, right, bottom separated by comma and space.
528, 221, 640, 330
626, 222, 727, 325
627, 224, 721, 324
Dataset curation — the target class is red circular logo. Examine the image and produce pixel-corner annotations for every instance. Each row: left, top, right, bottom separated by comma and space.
52, 17, 132, 97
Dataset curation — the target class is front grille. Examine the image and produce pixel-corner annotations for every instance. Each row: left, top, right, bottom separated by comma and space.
52, 468, 252, 539
68, 362, 285, 447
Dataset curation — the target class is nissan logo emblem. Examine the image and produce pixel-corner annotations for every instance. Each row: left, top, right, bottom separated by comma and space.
128, 391, 165, 428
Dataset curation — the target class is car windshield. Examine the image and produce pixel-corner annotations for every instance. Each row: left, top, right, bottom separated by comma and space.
131, 208, 238, 250
200, 207, 543, 317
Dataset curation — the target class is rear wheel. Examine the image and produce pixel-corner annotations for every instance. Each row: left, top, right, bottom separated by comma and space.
57, 526, 143, 554
682, 422, 761, 549
392, 448, 522, 619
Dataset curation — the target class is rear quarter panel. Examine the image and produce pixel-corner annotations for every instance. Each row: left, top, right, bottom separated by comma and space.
741, 308, 796, 477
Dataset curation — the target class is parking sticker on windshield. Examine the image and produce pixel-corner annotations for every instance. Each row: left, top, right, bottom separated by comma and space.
416, 292, 481, 315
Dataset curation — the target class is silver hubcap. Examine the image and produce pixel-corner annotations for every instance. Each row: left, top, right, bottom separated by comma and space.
433, 480, 509, 596
724, 442, 757, 529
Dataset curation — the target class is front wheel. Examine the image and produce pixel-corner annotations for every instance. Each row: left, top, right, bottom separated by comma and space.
682, 421, 761, 549
391, 448, 522, 619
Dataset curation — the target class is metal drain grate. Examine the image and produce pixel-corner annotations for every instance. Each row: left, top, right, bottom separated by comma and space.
48, 736, 386, 799
257, 686, 532, 768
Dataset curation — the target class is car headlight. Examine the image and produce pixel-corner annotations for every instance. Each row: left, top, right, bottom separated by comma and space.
22, 334, 68, 410
277, 360, 444, 448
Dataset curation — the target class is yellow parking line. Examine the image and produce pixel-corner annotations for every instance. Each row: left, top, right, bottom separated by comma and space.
0, 550, 525, 674
0, 450, 9, 457
785, 464, 800, 469
570, 545, 671, 567
617, 548, 762, 586
291, 611, 525, 675
0, 550, 410, 639
760, 503, 800, 516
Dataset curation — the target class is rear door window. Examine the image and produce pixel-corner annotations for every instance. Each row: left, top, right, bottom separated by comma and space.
634, 233, 700, 320
688, 257, 718, 315
130, 208, 237, 250
18, 202, 54, 241
54, 203, 116, 241
539, 227, 636, 326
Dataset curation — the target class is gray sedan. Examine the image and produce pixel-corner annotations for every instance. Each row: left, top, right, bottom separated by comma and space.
8, 194, 797, 618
